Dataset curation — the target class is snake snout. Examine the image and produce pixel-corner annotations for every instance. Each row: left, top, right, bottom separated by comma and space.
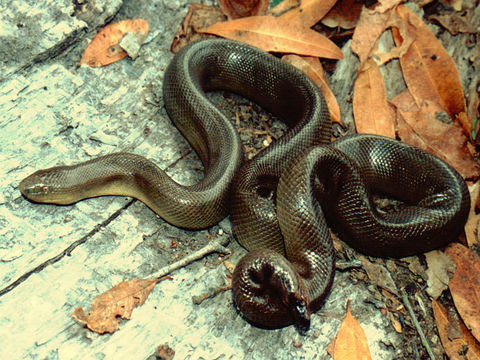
19, 179, 49, 199
19, 169, 71, 204
288, 292, 311, 333
19, 173, 50, 201
232, 249, 311, 329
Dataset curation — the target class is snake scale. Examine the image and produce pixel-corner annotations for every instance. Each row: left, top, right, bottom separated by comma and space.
19, 39, 470, 331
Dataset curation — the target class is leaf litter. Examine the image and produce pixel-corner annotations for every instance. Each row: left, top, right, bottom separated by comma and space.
71, 0, 480, 357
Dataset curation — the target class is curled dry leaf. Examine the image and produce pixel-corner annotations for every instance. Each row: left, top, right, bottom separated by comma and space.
218, 0, 269, 19
432, 300, 480, 360
269, 0, 338, 28
392, 5, 467, 130
389, 312, 403, 333
392, 90, 479, 180
424, 250, 456, 299
281, 54, 342, 125
80, 19, 148, 67
157, 344, 175, 360
198, 15, 343, 59
353, 58, 396, 138
359, 256, 398, 295
444, 243, 480, 342
72, 278, 158, 334
327, 300, 373, 360
170, 3, 226, 53
321, 0, 364, 29
351, 1, 408, 66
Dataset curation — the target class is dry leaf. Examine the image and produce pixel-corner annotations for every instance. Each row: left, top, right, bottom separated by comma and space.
424, 250, 456, 299
467, 82, 480, 141
392, 5, 467, 129
223, 260, 236, 274
445, 243, 480, 342
80, 19, 148, 67
321, 0, 364, 29
432, 300, 480, 360
198, 15, 343, 59
465, 181, 480, 247
429, 12, 476, 35
353, 58, 396, 138
389, 312, 403, 333
218, 0, 269, 19
393, 89, 479, 180
328, 300, 373, 360
72, 278, 158, 334
157, 344, 175, 360
281, 54, 342, 125
359, 256, 398, 295
269, 0, 338, 28
442, 0, 463, 11
170, 3, 226, 53
351, 3, 409, 66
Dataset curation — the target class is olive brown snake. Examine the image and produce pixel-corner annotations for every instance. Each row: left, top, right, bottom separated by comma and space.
19, 39, 470, 331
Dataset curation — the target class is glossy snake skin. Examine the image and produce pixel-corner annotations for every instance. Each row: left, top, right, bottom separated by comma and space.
19, 39, 470, 332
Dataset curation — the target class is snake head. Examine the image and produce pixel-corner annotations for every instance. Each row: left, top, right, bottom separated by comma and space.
288, 292, 311, 333
18, 167, 75, 204
19, 174, 51, 202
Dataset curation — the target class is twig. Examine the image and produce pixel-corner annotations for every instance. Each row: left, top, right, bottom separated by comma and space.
335, 259, 362, 270
149, 235, 232, 280
401, 292, 436, 360
192, 281, 232, 305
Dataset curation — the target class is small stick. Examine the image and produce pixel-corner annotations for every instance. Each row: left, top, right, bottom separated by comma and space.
401, 292, 436, 360
149, 235, 231, 280
335, 259, 362, 270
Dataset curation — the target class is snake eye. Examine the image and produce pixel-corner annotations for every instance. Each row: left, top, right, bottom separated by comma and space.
24, 184, 49, 196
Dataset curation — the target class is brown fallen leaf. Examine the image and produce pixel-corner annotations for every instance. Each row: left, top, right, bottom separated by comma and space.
389, 312, 403, 333
72, 278, 159, 334
392, 89, 479, 180
429, 12, 476, 36
424, 250, 456, 299
269, 0, 338, 28
467, 82, 480, 141
464, 181, 480, 247
444, 243, 480, 342
198, 15, 343, 59
442, 0, 463, 11
218, 0, 269, 19
281, 54, 342, 125
223, 260, 236, 274
170, 3, 226, 53
432, 300, 480, 360
327, 300, 373, 360
157, 344, 175, 360
359, 256, 398, 295
392, 5, 467, 130
321, 0, 364, 29
80, 19, 148, 67
353, 58, 396, 138
351, 1, 408, 66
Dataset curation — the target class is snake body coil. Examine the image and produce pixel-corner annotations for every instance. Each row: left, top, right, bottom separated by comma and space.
19, 39, 470, 331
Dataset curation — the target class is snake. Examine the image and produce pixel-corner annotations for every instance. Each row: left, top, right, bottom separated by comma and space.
18, 39, 470, 332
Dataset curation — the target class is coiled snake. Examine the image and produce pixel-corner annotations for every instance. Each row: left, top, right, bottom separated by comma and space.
19, 39, 470, 332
